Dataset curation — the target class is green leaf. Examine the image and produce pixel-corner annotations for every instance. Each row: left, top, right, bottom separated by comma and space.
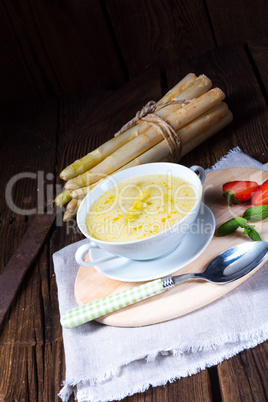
248, 228, 262, 241
242, 223, 261, 241
243, 227, 251, 235
235, 217, 248, 228
243, 205, 268, 221
218, 218, 240, 236
217, 216, 261, 241
217, 215, 262, 241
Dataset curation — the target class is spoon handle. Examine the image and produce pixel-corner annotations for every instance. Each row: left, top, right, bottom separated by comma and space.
61, 278, 167, 329
60, 272, 205, 328
172, 272, 201, 284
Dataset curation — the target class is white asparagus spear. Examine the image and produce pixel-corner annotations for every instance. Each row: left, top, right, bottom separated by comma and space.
117, 141, 172, 168
60, 74, 197, 181
121, 75, 212, 141
70, 102, 229, 200
181, 110, 233, 156
178, 102, 228, 148
60, 129, 140, 181
157, 73, 196, 103
55, 189, 72, 206
155, 74, 212, 117
71, 184, 96, 200
70, 141, 172, 199
63, 211, 77, 222
65, 88, 225, 190
66, 198, 82, 214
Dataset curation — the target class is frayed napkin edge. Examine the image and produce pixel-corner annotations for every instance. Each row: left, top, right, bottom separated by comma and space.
59, 338, 267, 402
206, 146, 241, 171
59, 323, 268, 401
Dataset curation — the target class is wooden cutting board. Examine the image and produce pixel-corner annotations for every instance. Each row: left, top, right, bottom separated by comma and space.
74, 168, 268, 327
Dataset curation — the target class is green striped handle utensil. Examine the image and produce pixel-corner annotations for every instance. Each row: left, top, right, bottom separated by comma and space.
60, 277, 173, 329
61, 241, 268, 329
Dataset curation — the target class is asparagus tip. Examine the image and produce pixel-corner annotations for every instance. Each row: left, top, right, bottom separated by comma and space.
63, 212, 76, 222
65, 181, 78, 190
70, 190, 78, 198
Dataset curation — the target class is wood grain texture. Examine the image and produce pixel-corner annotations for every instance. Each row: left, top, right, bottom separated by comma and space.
206, 0, 268, 46
0, 99, 57, 270
124, 370, 213, 402
0, 212, 55, 327
105, 0, 215, 77
0, 0, 126, 107
165, 45, 268, 169
248, 38, 268, 101
1, 0, 267, 110
0, 99, 61, 400
218, 342, 268, 401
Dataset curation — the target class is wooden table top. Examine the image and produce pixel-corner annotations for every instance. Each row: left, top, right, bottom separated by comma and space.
1, 42, 268, 401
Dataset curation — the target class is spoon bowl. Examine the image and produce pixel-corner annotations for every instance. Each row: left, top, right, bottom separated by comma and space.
187, 241, 268, 284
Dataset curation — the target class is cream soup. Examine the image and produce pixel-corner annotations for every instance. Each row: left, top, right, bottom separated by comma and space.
85, 174, 197, 242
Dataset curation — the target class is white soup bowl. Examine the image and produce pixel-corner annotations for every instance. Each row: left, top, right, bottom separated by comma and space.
75, 162, 206, 266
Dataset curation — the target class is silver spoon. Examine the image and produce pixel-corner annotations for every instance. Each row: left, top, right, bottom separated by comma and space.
61, 241, 268, 328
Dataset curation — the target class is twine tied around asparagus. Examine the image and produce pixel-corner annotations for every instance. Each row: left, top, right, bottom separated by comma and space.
114, 99, 195, 162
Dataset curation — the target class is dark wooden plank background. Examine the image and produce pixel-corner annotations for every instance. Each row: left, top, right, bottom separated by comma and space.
0, 0, 267, 108
0, 0, 268, 400
1, 41, 268, 400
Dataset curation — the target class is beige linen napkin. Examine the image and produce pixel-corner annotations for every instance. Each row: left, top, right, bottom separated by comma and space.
54, 147, 268, 402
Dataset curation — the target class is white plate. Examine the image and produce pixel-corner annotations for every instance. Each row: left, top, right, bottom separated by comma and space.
89, 203, 215, 282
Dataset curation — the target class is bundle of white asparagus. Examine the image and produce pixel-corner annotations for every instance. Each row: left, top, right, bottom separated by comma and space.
55, 73, 233, 221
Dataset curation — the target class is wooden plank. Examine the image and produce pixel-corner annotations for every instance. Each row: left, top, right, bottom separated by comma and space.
206, 0, 268, 47
105, 0, 215, 78
248, 38, 268, 99
0, 99, 58, 399
218, 343, 268, 401
165, 45, 268, 168
0, 2, 41, 106
0, 341, 66, 401
0, 0, 126, 108
218, 354, 255, 401
125, 370, 213, 401
0, 212, 55, 328
0, 98, 58, 269
164, 371, 212, 402
251, 342, 268, 398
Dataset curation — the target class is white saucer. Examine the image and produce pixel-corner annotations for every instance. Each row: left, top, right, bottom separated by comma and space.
89, 203, 215, 282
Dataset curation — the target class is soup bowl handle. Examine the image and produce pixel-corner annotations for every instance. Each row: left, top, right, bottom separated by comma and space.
75, 243, 117, 267
190, 165, 206, 185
